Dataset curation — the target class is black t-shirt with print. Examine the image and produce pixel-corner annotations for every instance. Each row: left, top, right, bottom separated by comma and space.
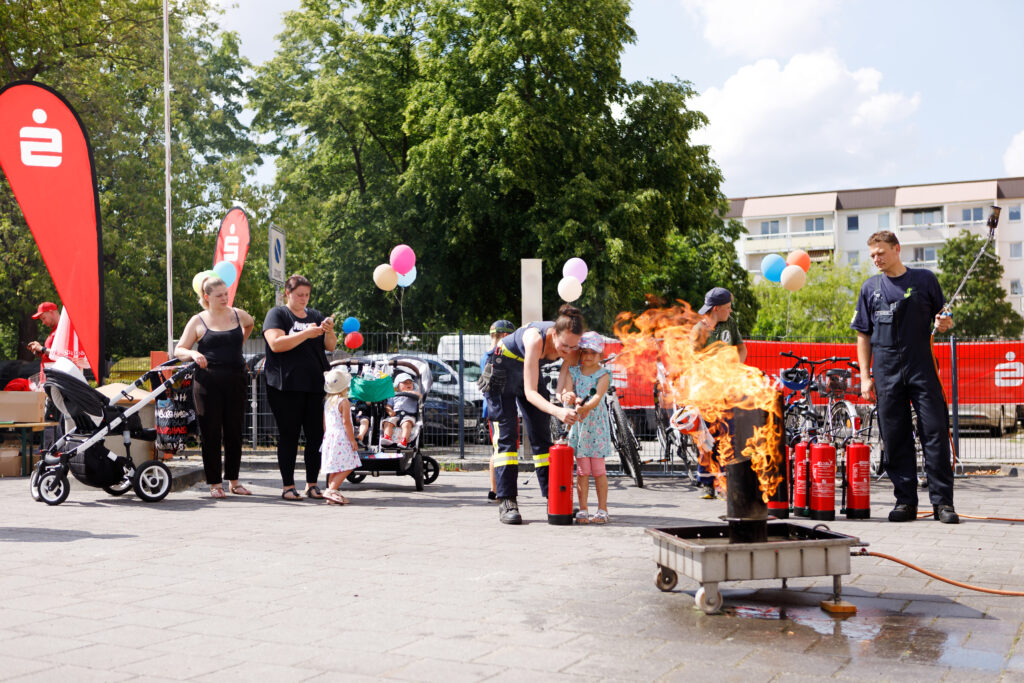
262, 306, 328, 392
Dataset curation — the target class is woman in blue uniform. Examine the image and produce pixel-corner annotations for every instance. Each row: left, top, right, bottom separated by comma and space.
482, 304, 584, 524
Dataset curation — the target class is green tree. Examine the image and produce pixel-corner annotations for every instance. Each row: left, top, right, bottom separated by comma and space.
936, 230, 1024, 339
0, 0, 265, 361
750, 262, 865, 340
253, 0, 749, 334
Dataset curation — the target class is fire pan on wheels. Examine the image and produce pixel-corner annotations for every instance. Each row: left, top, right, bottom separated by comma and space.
648, 404, 865, 614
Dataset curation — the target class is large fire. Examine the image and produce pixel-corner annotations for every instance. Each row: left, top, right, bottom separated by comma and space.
613, 302, 784, 501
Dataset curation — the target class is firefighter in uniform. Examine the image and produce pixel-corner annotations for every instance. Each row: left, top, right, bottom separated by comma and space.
480, 305, 583, 524
851, 230, 958, 524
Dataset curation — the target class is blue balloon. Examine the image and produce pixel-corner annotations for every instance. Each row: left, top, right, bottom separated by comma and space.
397, 265, 417, 288
213, 260, 237, 287
342, 316, 360, 334
761, 254, 786, 283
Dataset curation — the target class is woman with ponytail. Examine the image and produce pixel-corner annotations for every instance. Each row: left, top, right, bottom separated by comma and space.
481, 304, 584, 525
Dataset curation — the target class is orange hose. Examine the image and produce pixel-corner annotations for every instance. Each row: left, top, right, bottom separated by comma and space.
855, 549, 1024, 596
915, 510, 1024, 522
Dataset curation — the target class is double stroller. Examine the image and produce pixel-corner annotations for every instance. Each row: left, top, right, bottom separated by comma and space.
30, 359, 194, 505
332, 356, 439, 491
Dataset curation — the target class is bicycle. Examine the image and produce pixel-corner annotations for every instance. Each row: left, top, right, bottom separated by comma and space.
779, 352, 856, 446
652, 377, 699, 483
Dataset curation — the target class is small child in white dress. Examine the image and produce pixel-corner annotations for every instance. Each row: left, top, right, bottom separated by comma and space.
321, 367, 361, 505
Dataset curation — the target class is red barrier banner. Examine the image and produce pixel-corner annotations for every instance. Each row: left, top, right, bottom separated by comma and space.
0, 82, 104, 379
213, 206, 250, 306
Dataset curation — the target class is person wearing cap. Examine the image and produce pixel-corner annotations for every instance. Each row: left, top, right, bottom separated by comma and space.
691, 287, 746, 498
27, 301, 60, 369
382, 373, 420, 448
482, 319, 515, 501
320, 366, 360, 505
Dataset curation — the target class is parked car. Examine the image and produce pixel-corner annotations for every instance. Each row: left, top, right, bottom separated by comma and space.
950, 404, 1018, 437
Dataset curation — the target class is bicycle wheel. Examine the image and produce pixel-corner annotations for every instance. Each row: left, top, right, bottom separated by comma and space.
654, 406, 671, 460
829, 401, 855, 443
675, 433, 699, 483
610, 401, 644, 488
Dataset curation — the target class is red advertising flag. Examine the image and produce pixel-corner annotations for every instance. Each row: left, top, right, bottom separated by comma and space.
0, 82, 104, 380
213, 206, 250, 306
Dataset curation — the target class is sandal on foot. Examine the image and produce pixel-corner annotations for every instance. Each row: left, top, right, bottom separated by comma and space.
229, 485, 251, 496
281, 487, 302, 501
305, 485, 324, 499
592, 509, 609, 524
210, 486, 226, 499
575, 509, 590, 524
325, 490, 349, 505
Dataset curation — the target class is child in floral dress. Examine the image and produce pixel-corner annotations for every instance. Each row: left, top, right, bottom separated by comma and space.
320, 367, 361, 505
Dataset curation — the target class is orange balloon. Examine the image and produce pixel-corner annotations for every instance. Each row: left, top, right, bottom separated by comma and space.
787, 249, 811, 272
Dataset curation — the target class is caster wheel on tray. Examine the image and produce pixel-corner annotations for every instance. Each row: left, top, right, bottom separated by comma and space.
656, 566, 678, 592
695, 586, 723, 614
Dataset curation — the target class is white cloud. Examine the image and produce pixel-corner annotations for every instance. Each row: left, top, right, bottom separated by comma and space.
681, 0, 839, 59
1004, 131, 1024, 176
692, 51, 921, 196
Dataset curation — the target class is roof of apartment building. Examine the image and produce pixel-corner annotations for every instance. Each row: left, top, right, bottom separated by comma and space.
725, 176, 1024, 219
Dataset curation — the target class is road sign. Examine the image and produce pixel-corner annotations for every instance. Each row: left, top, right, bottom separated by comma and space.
269, 224, 285, 285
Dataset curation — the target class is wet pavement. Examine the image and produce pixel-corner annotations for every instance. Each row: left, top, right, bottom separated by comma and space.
1, 467, 1024, 681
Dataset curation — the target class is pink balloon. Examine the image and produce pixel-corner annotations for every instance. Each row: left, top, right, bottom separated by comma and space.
563, 257, 588, 283
390, 244, 416, 275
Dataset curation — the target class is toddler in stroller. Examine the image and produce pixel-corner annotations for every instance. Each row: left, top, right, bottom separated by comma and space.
30, 359, 193, 505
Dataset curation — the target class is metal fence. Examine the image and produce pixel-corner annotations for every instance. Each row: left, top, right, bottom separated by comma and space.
107, 333, 1024, 464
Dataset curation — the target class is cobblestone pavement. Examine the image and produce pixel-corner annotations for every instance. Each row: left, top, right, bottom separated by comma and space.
2, 469, 1024, 681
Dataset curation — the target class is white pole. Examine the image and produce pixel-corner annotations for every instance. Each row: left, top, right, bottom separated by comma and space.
163, 0, 174, 353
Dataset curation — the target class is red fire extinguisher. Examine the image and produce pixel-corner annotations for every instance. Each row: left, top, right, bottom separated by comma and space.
548, 442, 574, 525
809, 442, 836, 521
792, 441, 810, 517
844, 441, 871, 519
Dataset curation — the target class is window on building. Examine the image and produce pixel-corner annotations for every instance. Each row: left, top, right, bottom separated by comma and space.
903, 208, 942, 226
961, 207, 984, 223
912, 246, 937, 263
1011, 242, 1023, 259
878, 213, 890, 229
1013, 280, 1023, 296
847, 215, 859, 231
804, 217, 824, 232
760, 220, 780, 235
847, 251, 859, 266
1010, 205, 1022, 222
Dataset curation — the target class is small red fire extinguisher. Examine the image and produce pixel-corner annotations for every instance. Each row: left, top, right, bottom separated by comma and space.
809, 442, 836, 521
548, 442, 574, 525
792, 441, 810, 517
844, 441, 871, 519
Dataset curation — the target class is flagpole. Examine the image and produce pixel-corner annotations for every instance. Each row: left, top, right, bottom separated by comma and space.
163, 0, 174, 354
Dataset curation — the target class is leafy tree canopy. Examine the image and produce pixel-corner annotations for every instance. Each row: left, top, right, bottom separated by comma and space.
750, 262, 865, 341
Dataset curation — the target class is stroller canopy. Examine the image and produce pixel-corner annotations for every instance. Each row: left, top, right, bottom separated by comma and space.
44, 368, 107, 426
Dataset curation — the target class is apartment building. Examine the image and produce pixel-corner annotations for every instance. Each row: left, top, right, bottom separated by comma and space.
726, 177, 1024, 311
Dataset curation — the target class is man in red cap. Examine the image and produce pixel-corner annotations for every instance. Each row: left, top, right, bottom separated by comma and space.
27, 301, 60, 370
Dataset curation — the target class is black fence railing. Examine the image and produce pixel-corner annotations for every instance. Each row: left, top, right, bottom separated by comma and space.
106, 334, 1024, 466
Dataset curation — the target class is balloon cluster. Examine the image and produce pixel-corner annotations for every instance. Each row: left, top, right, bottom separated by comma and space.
341, 316, 363, 349
761, 250, 810, 292
558, 257, 588, 302
191, 261, 238, 295
373, 244, 417, 291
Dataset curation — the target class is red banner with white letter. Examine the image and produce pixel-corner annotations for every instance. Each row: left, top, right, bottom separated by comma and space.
0, 82, 104, 380
213, 206, 250, 306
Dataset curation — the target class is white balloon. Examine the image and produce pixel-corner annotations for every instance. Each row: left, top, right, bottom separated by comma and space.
373, 263, 398, 291
557, 275, 582, 302
780, 264, 807, 292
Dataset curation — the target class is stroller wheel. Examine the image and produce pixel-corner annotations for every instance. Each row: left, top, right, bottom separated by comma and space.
132, 460, 172, 503
103, 478, 133, 497
38, 471, 70, 506
30, 466, 43, 502
422, 455, 439, 485
347, 472, 367, 484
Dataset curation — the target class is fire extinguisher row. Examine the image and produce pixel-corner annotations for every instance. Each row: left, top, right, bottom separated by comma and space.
790, 440, 871, 521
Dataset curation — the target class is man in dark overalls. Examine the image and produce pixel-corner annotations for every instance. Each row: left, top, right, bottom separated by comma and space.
850, 231, 958, 524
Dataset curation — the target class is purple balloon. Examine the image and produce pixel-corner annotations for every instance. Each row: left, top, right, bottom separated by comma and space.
563, 257, 588, 283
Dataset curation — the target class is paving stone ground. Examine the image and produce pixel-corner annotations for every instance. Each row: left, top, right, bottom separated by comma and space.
2, 467, 1024, 681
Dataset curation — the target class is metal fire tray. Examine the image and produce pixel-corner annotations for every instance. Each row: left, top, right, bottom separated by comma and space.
646, 522, 864, 614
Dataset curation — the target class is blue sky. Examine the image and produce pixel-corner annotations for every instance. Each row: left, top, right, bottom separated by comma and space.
217, 0, 1024, 198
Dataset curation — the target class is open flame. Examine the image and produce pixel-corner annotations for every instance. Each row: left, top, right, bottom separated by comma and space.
613, 301, 784, 501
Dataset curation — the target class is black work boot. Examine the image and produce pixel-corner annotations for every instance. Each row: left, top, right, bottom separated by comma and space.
933, 504, 960, 524
498, 497, 522, 525
888, 503, 917, 522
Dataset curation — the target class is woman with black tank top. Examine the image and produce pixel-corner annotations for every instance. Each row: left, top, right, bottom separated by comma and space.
483, 304, 584, 525
262, 274, 337, 500
175, 276, 255, 498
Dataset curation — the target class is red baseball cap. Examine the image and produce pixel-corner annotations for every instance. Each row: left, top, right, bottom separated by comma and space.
31, 302, 58, 319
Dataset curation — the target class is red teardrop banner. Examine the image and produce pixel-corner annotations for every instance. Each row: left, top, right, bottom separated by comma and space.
213, 206, 250, 306
0, 82, 104, 381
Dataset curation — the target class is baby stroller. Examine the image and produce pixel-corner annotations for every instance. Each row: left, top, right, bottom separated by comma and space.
30, 359, 194, 505
331, 356, 439, 491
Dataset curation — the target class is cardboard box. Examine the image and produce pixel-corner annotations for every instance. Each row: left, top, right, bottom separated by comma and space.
0, 449, 22, 477
0, 392, 46, 423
